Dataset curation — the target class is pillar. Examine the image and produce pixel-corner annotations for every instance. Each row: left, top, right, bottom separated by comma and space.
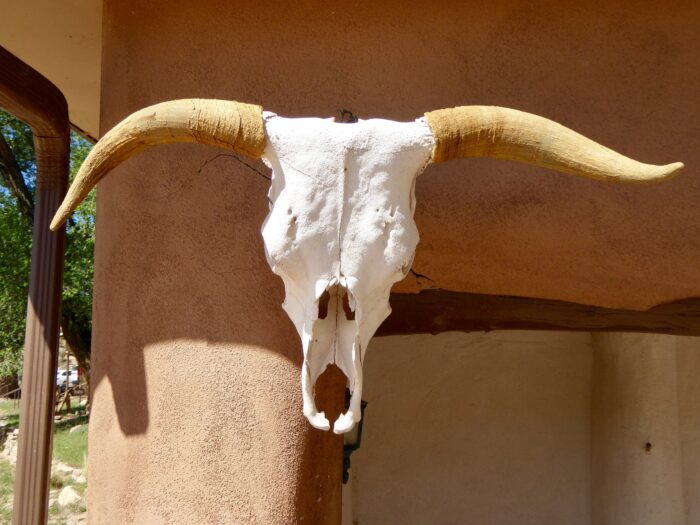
0, 46, 69, 525
83, 2, 350, 521
85, 142, 344, 522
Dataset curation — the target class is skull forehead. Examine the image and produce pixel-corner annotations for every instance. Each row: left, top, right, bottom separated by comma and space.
263, 113, 433, 162
261, 114, 433, 292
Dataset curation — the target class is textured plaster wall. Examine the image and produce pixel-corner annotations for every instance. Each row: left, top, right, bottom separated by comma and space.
591, 333, 686, 524
93, 0, 699, 522
677, 337, 700, 524
353, 332, 593, 525
98, 0, 700, 311
353, 332, 700, 525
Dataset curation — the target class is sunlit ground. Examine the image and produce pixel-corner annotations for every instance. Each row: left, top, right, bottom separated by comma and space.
0, 398, 88, 524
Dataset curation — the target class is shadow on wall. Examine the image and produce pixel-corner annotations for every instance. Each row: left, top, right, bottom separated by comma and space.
87, 150, 293, 437
83, 145, 350, 518
87, 149, 344, 447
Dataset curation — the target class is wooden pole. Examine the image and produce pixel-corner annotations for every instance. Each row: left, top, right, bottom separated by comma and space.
0, 45, 69, 525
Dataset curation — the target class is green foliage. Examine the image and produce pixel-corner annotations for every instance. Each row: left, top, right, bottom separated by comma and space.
0, 112, 35, 377
0, 110, 36, 188
0, 187, 32, 378
0, 110, 94, 377
63, 133, 95, 351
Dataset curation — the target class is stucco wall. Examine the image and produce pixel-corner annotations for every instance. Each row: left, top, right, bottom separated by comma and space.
97, 0, 700, 310
92, 0, 699, 522
351, 332, 700, 525
353, 332, 593, 525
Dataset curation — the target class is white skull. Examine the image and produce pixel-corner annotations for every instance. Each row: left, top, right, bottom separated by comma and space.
261, 113, 434, 433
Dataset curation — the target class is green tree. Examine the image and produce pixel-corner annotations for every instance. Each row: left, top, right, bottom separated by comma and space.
0, 109, 94, 382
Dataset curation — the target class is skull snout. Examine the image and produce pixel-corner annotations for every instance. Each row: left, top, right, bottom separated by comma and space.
300, 279, 363, 433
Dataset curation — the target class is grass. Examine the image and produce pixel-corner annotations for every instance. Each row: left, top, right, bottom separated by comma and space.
0, 398, 88, 523
0, 398, 89, 469
52, 425, 88, 468
0, 458, 14, 523
0, 399, 20, 428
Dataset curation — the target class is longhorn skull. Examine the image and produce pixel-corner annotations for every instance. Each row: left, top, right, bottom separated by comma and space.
50, 100, 683, 433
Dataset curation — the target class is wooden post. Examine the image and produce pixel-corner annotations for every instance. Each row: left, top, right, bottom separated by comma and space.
0, 46, 69, 525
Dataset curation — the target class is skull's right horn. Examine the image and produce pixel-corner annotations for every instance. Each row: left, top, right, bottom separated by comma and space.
50, 99, 266, 230
424, 106, 683, 182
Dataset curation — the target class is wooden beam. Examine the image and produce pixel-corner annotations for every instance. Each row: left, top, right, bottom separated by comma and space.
0, 48, 68, 137
378, 290, 700, 337
0, 45, 69, 525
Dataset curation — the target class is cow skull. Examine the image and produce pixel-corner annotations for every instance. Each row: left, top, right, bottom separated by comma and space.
50, 99, 683, 433
261, 113, 433, 432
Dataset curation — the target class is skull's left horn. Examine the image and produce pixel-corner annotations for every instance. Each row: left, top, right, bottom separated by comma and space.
425, 106, 683, 183
50, 99, 266, 230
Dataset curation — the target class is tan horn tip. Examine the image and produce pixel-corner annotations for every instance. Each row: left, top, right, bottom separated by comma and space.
656, 161, 685, 180
50, 208, 67, 231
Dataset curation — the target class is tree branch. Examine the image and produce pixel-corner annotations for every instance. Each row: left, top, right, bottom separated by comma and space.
0, 132, 34, 224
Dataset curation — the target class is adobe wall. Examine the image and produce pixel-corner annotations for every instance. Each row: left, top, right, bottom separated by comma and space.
354, 332, 594, 524
92, 0, 699, 522
353, 332, 700, 525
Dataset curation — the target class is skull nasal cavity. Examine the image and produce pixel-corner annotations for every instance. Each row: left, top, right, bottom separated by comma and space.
318, 290, 331, 319
342, 292, 355, 321
316, 287, 356, 321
